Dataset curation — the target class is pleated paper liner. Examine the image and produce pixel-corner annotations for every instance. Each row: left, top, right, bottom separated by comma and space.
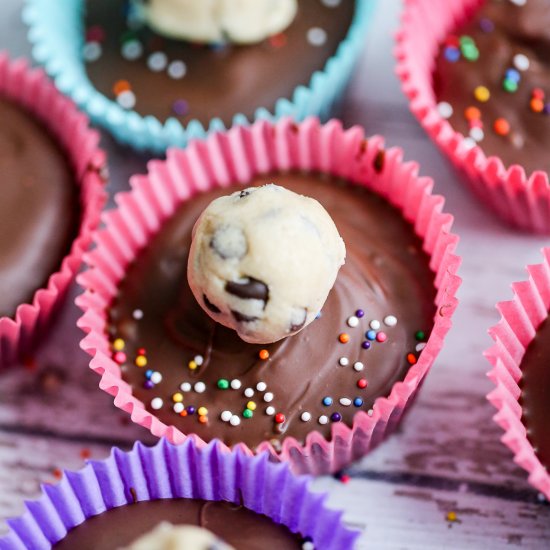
486, 248, 550, 500
395, 0, 550, 233
0, 437, 359, 549
0, 53, 106, 367
76, 117, 461, 475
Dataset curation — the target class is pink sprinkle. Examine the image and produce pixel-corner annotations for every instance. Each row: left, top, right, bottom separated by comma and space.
376, 332, 387, 343
113, 351, 126, 364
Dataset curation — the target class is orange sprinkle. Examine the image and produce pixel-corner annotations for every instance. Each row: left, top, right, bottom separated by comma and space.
338, 333, 350, 344
493, 118, 510, 136
530, 98, 544, 113
407, 353, 417, 365
259, 349, 270, 360
79, 448, 91, 460
464, 106, 481, 121
52, 468, 63, 480
113, 79, 131, 95
269, 33, 287, 48
198, 415, 208, 424
179, 410, 188, 417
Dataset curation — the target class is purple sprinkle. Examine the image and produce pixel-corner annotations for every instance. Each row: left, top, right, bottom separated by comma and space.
186, 406, 196, 415
544, 103, 550, 115
172, 99, 188, 116
331, 412, 342, 422
355, 309, 365, 318
361, 341, 371, 350
143, 380, 154, 389
479, 18, 494, 33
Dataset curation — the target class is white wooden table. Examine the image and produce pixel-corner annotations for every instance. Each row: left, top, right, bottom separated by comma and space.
1, 1, 550, 548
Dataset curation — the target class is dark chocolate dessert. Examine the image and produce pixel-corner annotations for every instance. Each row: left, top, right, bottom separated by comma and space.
83, 0, 355, 125
108, 172, 436, 448
53, 499, 303, 549
519, 314, 550, 472
434, 0, 550, 175
0, 97, 79, 318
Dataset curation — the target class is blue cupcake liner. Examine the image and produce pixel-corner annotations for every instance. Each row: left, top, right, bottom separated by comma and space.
23, 0, 376, 154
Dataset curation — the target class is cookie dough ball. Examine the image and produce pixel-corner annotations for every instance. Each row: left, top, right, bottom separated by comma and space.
123, 523, 234, 550
139, 0, 298, 44
188, 184, 346, 344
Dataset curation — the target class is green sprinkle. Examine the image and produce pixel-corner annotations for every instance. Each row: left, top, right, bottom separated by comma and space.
217, 379, 229, 390
415, 331, 425, 341
459, 35, 474, 46
461, 44, 479, 61
243, 409, 253, 419
503, 79, 518, 93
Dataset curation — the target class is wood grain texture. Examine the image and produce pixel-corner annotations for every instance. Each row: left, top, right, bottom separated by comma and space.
1, 0, 550, 548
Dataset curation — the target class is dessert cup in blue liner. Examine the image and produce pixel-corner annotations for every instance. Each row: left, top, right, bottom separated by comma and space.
24, 0, 376, 154
0, 437, 359, 549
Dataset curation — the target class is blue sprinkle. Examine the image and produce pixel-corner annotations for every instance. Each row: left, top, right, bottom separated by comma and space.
444, 47, 460, 63
322, 396, 333, 407
366, 330, 377, 341
354, 398, 363, 407
505, 68, 521, 83
145, 369, 153, 379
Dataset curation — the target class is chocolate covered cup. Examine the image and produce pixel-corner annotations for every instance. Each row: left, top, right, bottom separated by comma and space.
396, 0, 550, 233
0, 438, 359, 549
77, 117, 461, 474
0, 54, 106, 367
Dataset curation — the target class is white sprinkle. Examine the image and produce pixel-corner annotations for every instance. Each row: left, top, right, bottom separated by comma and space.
194, 355, 204, 366
353, 361, 364, 372
132, 309, 144, 320
173, 403, 184, 413
338, 357, 349, 367
147, 51, 168, 72
256, 382, 267, 392
384, 315, 397, 327
463, 137, 476, 150
509, 0, 526, 6
121, 39, 143, 61
265, 406, 275, 416
180, 382, 192, 392
416, 342, 427, 352
513, 53, 530, 71
340, 398, 352, 407
264, 392, 274, 403
370, 320, 381, 330
230, 415, 241, 426
150, 371, 162, 384
318, 415, 329, 425
301, 412, 311, 422
307, 27, 327, 47
83, 41, 102, 62
194, 382, 206, 393
230, 379, 242, 390
150, 397, 163, 410
221, 410, 232, 422
347, 315, 359, 328
116, 90, 136, 110
470, 127, 485, 142
367, 409, 374, 417
437, 101, 453, 119
244, 388, 254, 398
321, 0, 341, 6
168, 60, 187, 79
302, 542, 315, 550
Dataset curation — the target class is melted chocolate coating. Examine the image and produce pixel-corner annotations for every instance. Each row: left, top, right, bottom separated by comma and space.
434, 0, 550, 175
520, 314, 550, 472
53, 499, 301, 549
0, 98, 79, 319
84, 0, 355, 124
109, 173, 436, 448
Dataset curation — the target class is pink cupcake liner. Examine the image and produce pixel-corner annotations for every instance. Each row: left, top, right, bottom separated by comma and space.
395, 0, 550, 234
485, 248, 550, 500
76, 116, 461, 475
0, 53, 107, 367
0, 437, 359, 549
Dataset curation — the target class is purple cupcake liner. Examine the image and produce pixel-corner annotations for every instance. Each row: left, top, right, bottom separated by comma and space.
0, 438, 359, 550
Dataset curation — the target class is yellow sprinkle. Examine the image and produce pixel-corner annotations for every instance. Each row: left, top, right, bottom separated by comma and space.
135, 355, 147, 367
188, 360, 198, 371
246, 401, 257, 411
446, 511, 458, 522
172, 392, 183, 403
112, 338, 125, 351
474, 85, 490, 103
198, 406, 208, 416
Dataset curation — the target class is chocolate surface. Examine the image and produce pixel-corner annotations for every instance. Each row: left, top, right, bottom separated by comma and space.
53, 499, 302, 549
84, 0, 355, 124
434, 0, 550, 175
108, 172, 436, 448
0, 98, 79, 319
520, 314, 550, 472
